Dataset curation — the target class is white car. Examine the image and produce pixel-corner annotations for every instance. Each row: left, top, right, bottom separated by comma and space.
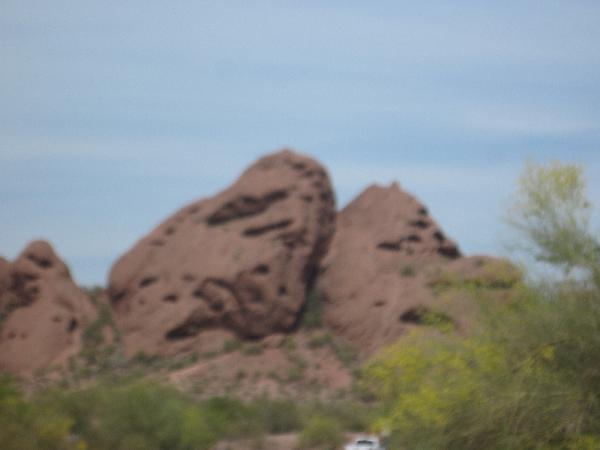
344, 435, 386, 450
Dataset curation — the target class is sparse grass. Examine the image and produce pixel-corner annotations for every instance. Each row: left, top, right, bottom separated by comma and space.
324, 337, 358, 368
82, 302, 112, 348
286, 353, 307, 382
282, 336, 297, 351
301, 288, 324, 329
242, 343, 263, 356
307, 331, 333, 349
223, 339, 243, 353
168, 352, 200, 370
400, 264, 416, 277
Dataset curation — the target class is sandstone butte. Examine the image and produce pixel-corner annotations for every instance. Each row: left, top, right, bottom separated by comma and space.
108, 149, 337, 357
0, 240, 95, 374
0, 149, 519, 375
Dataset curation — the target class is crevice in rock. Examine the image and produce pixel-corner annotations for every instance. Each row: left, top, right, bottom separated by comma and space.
139, 276, 158, 288
163, 293, 178, 303
400, 307, 429, 324
320, 191, 332, 202
433, 230, 446, 242
243, 219, 293, 237
110, 289, 128, 304
165, 318, 212, 340
252, 264, 270, 275
207, 190, 289, 225
377, 241, 402, 251
165, 310, 215, 341
27, 254, 52, 269
277, 229, 308, 249
67, 318, 78, 333
400, 307, 455, 329
409, 219, 430, 229
438, 244, 461, 259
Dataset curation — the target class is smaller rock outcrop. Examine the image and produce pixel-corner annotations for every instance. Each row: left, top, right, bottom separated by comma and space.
0, 241, 95, 375
317, 183, 516, 354
108, 149, 336, 357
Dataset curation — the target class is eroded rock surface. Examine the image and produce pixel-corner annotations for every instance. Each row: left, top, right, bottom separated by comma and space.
108, 149, 336, 356
316, 183, 518, 354
0, 241, 94, 374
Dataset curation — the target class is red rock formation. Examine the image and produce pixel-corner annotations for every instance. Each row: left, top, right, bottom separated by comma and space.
316, 183, 518, 354
108, 149, 336, 356
0, 241, 95, 374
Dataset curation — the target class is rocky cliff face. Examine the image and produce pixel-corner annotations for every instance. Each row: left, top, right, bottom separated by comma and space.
108, 150, 336, 356
0, 241, 95, 374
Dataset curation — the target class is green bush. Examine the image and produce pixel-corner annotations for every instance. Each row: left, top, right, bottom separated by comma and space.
0, 376, 83, 450
298, 415, 344, 450
315, 400, 374, 432
249, 397, 303, 434
40, 379, 218, 450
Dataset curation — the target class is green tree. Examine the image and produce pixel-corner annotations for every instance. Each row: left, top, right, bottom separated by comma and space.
509, 161, 600, 279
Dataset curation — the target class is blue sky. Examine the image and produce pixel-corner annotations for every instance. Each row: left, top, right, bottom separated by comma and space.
1, 1, 599, 285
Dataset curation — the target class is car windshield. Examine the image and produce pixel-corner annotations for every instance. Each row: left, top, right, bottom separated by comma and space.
356, 440, 375, 445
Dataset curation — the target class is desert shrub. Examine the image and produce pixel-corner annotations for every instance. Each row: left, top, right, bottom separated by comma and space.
304, 399, 374, 433
329, 338, 358, 367
0, 375, 83, 450
282, 335, 297, 351
286, 352, 307, 382
82, 301, 112, 348
400, 264, 416, 277
249, 397, 303, 433
41, 379, 218, 450
298, 415, 344, 450
201, 395, 257, 438
307, 332, 333, 349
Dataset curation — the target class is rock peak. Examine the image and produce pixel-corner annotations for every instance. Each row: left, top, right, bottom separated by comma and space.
108, 149, 336, 356
0, 240, 94, 374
